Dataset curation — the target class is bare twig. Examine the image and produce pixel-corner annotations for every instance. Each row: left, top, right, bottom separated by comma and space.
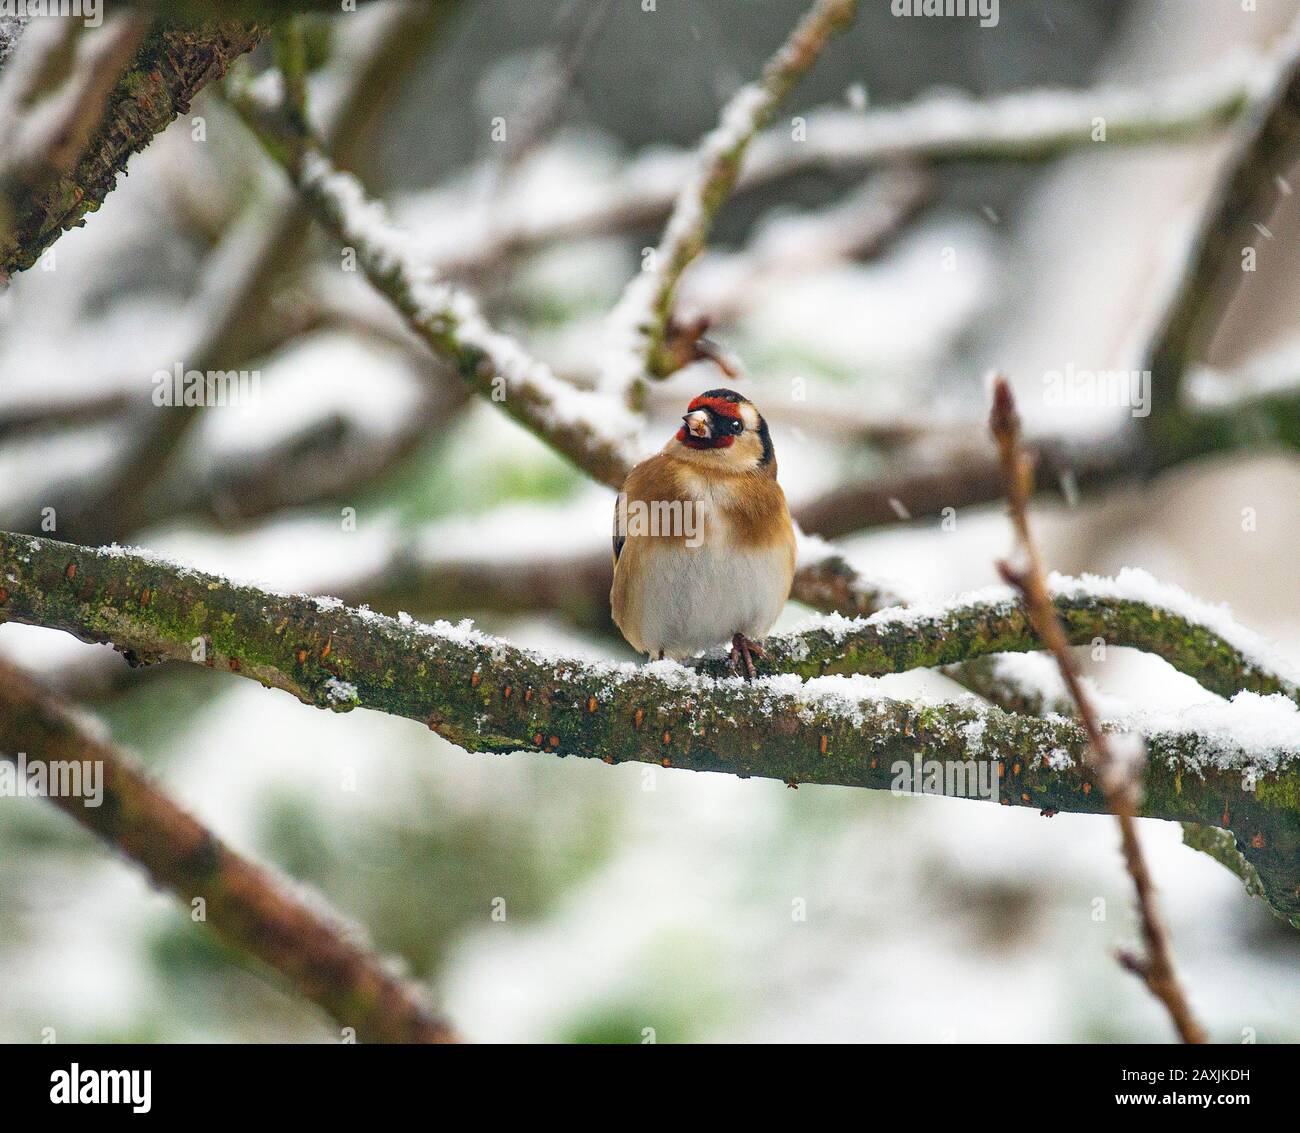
0, 658, 457, 1043
989, 375, 1207, 1045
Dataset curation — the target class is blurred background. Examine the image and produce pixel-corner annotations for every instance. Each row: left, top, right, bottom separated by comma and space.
0, 0, 1297, 1042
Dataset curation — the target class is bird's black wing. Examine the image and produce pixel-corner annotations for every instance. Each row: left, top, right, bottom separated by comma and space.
612, 496, 625, 563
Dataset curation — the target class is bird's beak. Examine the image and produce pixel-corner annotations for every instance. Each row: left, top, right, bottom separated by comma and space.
683, 410, 713, 439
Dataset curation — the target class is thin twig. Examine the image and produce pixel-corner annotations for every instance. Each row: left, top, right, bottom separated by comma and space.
605, 0, 859, 393
988, 375, 1207, 1045
0, 658, 457, 1044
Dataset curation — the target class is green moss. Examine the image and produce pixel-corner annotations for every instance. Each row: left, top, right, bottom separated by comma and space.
1254, 773, 1300, 812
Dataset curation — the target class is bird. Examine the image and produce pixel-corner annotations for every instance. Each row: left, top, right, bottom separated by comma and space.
610, 388, 796, 678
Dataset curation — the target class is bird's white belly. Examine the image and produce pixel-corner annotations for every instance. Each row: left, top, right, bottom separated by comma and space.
634, 540, 790, 659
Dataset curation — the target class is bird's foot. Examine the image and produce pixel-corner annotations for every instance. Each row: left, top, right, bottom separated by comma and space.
729, 633, 768, 680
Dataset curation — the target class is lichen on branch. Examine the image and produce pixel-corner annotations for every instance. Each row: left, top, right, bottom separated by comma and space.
697, 569, 1300, 708
0, 21, 264, 278
1, 530, 1295, 922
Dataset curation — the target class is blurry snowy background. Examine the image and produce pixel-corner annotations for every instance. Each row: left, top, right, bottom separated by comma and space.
1, 0, 1298, 1042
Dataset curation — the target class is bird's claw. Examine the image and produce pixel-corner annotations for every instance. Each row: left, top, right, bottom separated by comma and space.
729, 633, 767, 680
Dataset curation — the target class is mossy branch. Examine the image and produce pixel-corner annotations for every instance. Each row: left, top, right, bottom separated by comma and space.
0, 658, 456, 1043
692, 575, 1300, 708
0, 21, 264, 278
1, 530, 1295, 923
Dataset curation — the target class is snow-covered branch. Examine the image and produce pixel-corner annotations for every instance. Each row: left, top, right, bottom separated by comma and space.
0, 657, 456, 1043
417, 59, 1257, 278
1, 531, 1295, 923
228, 75, 643, 490
696, 567, 1300, 708
605, 0, 859, 389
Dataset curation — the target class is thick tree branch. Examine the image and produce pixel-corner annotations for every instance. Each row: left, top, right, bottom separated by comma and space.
0, 20, 264, 278
0, 531, 1295, 924
693, 569, 1300, 707
0, 657, 456, 1043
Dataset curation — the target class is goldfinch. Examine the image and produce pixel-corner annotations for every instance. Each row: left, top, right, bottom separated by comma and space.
611, 388, 796, 677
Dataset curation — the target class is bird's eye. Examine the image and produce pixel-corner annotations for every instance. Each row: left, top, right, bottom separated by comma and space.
728, 418, 743, 434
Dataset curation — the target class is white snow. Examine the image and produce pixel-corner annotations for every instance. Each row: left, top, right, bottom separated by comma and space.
775, 567, 1300, 697
1049, 568, 1300, 690
323, 676, 359, 705
1132, 691, 1300, 775
296, 150, 643, 473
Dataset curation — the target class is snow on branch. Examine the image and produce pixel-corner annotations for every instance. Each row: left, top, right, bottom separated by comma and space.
227, 76, 642, 490
604, 0, 859, 389
1, 531, 1295, 923
697, 567, 1300, 709
0, 657, 457, 1043
751, 50, 1262, 170
0, 20, 264, 279
418, 58, 1257, 278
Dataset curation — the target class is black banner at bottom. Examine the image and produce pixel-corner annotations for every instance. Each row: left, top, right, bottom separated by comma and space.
2, 1040, 1290, 1118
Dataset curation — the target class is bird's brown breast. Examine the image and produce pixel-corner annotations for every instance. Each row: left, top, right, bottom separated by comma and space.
622, 453, 793, 550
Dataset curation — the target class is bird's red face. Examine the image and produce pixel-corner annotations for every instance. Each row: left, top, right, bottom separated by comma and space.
677, 394, 742, 450
669, 388, 775, 473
